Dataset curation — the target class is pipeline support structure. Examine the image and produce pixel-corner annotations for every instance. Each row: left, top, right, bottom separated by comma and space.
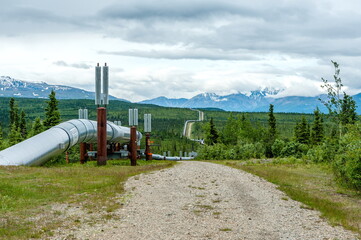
97, 107, 107, 165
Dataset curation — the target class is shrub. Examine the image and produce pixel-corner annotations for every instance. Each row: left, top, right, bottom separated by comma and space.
254, 142, 265, 159
271, 139, 285, 157
307, 146, 325, 163
332, 124, 361, 190
280, 141, 309, 158
197, 142, 265, 160
306, 141, 338, 163
197, 143, 227, 160
233, 142, 265, 160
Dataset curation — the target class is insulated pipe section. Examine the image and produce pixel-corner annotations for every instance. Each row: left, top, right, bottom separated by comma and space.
0, 128, 71, 166
151, 154, 194, 161
0, 119, 142, 166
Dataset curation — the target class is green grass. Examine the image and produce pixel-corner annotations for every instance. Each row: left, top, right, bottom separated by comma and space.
0, 160, 176, 239
217, 161, 361, 236
219, 228, 232, 232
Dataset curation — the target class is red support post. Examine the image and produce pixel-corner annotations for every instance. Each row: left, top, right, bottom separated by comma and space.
66, 151, 69, 164
115, 143, 121, 151
80, 142, 87, 164
97, 107, 107, 166
130, 126, 137, 166
145, 133, 152, 161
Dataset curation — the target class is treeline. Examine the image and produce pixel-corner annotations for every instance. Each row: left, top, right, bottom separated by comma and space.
198, 61, 361, 191
0, 90, 61, 150
198, 105, 360, 190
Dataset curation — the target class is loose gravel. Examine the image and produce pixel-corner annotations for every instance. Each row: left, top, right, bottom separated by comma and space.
51, 161, 359, 240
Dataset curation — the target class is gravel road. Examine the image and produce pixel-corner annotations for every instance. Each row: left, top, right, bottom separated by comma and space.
52, 161, 359, 240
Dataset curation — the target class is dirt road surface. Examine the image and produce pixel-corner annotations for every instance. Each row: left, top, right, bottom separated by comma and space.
52, 161, 358, 240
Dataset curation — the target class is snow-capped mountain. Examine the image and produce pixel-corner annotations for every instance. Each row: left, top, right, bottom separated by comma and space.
0, 76, 127, 101
141, 96, 188, 108
140, 91, 361, 114
140, 89, 281, 111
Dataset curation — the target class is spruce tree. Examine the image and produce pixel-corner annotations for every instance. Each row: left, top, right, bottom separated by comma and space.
29, 117, 44, 137
9, 97, 15, 127
340, 93, 357, 125
9, 124, 22, 146
19, 110, 27, 139
241, 114, 246, 122
268, 104, 277, 139
209, 118, 219, 145
9, 98, 19, 128
265, 104, 277, 157
204, 118, 219, 145
294, 122, 300, 141
310, 108, 324, 145
43, 90, 61, 129
238, 115, 262, 143
295, 117, 310, 144
221, 113, 238, 145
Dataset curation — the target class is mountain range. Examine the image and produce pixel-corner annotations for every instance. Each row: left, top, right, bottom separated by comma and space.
1, 76, 360, 114
140, 91, 361, 114
0, 76, 128, 101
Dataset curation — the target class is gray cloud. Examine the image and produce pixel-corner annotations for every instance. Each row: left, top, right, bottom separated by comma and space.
2, 0, 361, 101
2, 6, 63, 23
53, 61, 92, 69
96, 0, 361, 58
3, 0, 361, 58
98, 1, 252, 20
0, 4, 98, 35
99, 48, 260, 61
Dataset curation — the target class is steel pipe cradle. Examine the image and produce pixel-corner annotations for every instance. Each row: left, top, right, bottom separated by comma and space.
0, 119, 142, 166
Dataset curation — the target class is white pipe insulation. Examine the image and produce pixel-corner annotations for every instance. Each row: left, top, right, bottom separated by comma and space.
0, 119, 142, 166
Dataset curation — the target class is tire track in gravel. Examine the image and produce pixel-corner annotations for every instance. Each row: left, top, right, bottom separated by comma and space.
52, 161, 359, 240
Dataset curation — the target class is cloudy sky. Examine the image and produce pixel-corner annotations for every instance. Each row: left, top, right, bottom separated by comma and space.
1, 0, 361, 101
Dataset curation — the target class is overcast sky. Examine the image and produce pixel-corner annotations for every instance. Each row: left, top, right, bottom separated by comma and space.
1, 0, 361, 101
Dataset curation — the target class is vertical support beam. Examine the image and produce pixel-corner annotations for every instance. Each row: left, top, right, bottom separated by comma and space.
80, 142, 87, 164
89, 143, 94, 161
130, 126, 137, 166
66, 151, 69, 164
97, 107, 107, 166
145, 133, 152, 161
115, 143, 121, 151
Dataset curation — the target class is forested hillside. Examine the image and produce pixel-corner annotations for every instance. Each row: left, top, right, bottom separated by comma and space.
0, 96, 333, 156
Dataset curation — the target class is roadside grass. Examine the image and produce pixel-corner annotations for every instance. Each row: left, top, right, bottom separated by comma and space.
0, 160, 176, 239
212, 160, 361, 236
